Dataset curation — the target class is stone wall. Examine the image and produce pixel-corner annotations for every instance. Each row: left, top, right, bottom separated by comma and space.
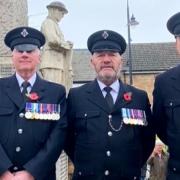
123, 73, 157, 103
0, 0, 28, 57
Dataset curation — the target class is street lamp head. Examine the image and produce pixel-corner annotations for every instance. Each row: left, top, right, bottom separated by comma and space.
130, 14, 139, 26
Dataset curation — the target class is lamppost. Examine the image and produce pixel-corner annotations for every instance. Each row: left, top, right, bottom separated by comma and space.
127, 0, 139, 85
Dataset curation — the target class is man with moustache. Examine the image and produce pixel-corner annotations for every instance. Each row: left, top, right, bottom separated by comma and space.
65, 30, 155, 180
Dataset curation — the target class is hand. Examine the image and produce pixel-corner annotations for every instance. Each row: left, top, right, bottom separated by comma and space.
0, 171, 14, 180
13, 171, 34, 180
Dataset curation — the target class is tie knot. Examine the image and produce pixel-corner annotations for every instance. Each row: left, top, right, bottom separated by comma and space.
22, 81, 30, 89
104, 86, 112, 93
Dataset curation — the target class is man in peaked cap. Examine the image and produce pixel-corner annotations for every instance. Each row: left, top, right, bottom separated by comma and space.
153, 12, 180, 180
0, 26, 67, 180
65, 30, 155, 180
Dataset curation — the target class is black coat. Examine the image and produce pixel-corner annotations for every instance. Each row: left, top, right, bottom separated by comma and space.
0, 74, 67, 180
153, 65, 180, 177
65, 80, 155, 180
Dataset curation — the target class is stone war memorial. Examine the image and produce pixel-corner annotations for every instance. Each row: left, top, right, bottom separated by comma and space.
0, 0, 71, 179
40, 1, 74, 92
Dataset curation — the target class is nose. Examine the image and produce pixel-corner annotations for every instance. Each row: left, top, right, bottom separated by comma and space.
103, 54, 111, 63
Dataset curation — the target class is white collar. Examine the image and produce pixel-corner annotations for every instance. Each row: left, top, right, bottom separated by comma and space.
97, 79, 120, 93
16, 73, 37, 88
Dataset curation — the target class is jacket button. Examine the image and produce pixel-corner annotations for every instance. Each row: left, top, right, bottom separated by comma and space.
173, 168, 176, 171
104, 170, 109, 176
18, 129, 23, 134
108, 131, 112, 136
19, 113, 24, 118
134, 177, 137, 180
13, 166, 18, 171
106, 151, 111, 156
169, 102, 173, 106
16, 146, 21, 152
78, 171, 82, 175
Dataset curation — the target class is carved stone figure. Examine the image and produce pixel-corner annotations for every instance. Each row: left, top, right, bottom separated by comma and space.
40, 1, 73, 91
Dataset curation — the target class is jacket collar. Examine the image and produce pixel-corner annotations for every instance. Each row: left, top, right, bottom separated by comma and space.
5, 74, 45, 110
86, 79, 132, 113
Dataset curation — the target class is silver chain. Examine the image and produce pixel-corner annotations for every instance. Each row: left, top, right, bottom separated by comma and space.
108, 115, 123, 132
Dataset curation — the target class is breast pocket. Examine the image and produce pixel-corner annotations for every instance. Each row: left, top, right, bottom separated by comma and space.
75, 111, 100, 142
164, 100, 180, 132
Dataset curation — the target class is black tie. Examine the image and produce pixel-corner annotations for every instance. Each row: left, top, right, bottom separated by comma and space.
21, 81, 30, 99
104, 87, 114, 109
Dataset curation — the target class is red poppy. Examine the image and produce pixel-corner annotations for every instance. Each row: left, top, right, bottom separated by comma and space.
123, 92, 132, 102
26, 92, 39, 101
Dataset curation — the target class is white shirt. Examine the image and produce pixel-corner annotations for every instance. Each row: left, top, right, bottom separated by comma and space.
16, 73, 36, 93
97, 79, 120, 104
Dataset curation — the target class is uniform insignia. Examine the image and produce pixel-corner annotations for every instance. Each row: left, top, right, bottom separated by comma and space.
21, 28, 29, 37
102, 31, 109, 39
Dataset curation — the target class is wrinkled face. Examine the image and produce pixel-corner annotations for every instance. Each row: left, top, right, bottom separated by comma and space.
91, 51, 122, 85
176, 36, 180, 54
12, 48, 40, 75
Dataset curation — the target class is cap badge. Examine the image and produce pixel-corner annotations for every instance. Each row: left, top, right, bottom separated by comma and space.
21, 29, 29, 37
102, 31, 109, 39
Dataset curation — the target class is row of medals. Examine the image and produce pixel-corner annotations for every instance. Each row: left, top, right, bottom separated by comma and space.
121, 108, 147, 126
25, 103, 60, 120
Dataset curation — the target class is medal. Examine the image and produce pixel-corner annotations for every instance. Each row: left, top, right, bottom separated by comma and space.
25, 111, 32, 119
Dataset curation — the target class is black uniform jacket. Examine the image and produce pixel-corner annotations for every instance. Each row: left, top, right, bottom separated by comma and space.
0, 74, 67, 180
65, 80, 155, 180
153, 65, 180, 174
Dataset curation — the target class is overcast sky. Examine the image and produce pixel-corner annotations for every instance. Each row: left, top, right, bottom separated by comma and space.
28, 0, 180, 48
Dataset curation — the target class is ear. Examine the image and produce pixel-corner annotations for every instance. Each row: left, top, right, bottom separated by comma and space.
90, 56, 95, 69
176, 37, 180, 55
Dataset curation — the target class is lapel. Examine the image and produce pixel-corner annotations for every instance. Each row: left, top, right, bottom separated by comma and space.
86, 80, 110, 113
112, 81, 132, 112
5, 75, 24, 109
171, 65, 180, 92
30, 75, 46, 101
5, 74, 46, 111
86, 80, 132, 113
